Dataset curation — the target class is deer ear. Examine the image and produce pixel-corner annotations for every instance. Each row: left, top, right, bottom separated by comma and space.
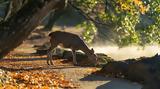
91, 48, 94, 53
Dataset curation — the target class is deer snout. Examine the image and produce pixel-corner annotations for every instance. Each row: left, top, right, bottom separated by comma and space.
89, 55, 99, 66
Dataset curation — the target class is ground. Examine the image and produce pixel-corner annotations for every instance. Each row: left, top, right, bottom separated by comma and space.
0, 29, 142, 89
0, 56, 142, 89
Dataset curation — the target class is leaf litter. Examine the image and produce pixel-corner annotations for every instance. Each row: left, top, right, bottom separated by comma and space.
0, 55, 79, 89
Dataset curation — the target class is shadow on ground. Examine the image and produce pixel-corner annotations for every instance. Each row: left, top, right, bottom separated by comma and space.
0, 66, 80, 72
80, 73, 141, 89
0, 56, 81, 72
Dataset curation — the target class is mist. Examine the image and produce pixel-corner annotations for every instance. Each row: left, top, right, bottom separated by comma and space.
93, 45, 160, 60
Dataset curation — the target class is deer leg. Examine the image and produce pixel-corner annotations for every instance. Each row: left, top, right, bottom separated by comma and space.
71, 49, 77, 65
49, 50, 54, 65
47, 42, 57, 65
47, 47, 53, 65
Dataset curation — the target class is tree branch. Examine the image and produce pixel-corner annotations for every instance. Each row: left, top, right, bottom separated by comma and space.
68, 1, 111, 26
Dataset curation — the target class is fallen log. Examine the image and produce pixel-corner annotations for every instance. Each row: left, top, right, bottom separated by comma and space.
100, 54, 160, 89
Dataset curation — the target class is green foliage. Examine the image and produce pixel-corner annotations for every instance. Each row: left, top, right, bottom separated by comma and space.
116, 15, 140, 46
77, 21, 97, 44
138, 1, 160, 45
74, 0, 160, 46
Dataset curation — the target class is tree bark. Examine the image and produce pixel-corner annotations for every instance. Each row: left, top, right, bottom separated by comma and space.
0, 0, 66, 58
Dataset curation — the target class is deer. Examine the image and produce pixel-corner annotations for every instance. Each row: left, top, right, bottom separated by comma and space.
47, 31, 98, 66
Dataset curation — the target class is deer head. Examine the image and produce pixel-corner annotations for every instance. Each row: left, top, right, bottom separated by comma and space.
88, 48, 98, 65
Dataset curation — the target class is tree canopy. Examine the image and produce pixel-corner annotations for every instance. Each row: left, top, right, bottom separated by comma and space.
0, 0, 159, 57
71, 0, 160, 46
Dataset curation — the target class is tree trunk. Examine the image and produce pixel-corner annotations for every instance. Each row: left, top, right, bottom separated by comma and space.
0, 0, 66, 58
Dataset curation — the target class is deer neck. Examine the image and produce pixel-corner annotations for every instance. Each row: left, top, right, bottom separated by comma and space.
80, 44, 92, 57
